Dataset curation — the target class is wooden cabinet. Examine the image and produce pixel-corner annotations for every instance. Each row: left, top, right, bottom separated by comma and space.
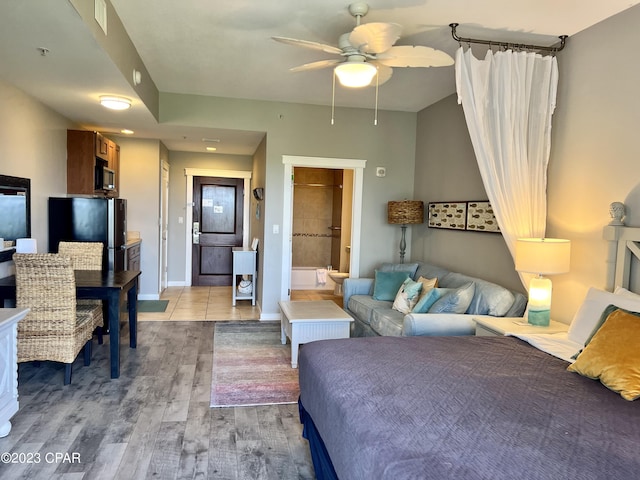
107, 141, 120, 193
126, 242, 141, 271
95, 132, 109, 161
67, 130, 120, 197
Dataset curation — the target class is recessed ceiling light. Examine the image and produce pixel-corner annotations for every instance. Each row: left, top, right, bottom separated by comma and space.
100, 95, 131, 110
206, 147, 217, 152
121, 129, 134, 135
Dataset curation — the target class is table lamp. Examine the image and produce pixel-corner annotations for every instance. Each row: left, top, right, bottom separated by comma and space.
515, 238, 571, 326
387, 200, 424, 263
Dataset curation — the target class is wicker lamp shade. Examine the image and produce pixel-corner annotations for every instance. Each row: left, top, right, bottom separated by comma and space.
388, 201, 424, 225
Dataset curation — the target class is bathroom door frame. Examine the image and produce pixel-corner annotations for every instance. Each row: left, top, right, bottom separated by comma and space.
281, 155, 366, 300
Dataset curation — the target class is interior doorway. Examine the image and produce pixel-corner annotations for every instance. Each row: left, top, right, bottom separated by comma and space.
281, 155, 366, 301
160, 161, 169, 292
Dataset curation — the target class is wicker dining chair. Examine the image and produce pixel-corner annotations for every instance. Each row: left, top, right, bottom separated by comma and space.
13, 253, 95, 385
58, 241, 105, 343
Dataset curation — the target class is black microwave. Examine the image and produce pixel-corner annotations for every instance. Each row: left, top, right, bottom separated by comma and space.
95, 165, 116, 191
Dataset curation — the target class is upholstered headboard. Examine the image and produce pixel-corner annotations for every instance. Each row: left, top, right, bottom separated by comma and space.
603, 225, 640, 291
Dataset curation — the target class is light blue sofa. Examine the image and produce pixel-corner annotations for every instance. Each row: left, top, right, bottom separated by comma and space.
343, 262, 527, 337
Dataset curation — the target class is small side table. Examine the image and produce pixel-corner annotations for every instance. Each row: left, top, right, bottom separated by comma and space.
279, 300, 353, 368
232, 247, 256, 306
474, 316, 569, 337
0, 308, 29, 437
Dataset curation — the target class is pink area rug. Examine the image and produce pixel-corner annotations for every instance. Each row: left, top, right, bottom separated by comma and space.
210, 321, 300, 408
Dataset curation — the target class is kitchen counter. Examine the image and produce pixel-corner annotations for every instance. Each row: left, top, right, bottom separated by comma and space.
124, 233, 141, 271
124, 238, 141, 248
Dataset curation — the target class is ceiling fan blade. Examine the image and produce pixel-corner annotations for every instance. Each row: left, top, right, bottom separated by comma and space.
290, 59, 342, 72
376, 45, 454, 67
370, 63, 393, 86
349, 23, 402, 54
272, 36, 343, 55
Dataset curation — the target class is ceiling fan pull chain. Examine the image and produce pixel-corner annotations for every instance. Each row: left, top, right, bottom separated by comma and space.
331, 70, 336, 125
374, 68, 379, 126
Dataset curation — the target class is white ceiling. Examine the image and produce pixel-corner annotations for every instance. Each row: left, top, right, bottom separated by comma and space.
0, 0, 638, 155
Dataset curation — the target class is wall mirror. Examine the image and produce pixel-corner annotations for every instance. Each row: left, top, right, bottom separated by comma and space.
0, 174, 31, 243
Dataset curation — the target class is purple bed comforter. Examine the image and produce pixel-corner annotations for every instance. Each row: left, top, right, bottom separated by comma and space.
298, 335, 640, 480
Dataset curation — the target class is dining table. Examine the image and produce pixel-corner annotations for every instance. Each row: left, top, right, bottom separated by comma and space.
0, 269, 141, 379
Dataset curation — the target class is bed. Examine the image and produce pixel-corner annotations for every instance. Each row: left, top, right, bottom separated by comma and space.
298, 224, 640, 479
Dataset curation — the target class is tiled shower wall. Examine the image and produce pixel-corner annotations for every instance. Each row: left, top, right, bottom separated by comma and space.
292, 168, 341, 268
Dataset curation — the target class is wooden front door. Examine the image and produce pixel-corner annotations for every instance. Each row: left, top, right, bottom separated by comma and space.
192, 176, 244, 286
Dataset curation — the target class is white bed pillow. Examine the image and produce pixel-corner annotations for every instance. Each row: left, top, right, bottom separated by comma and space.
567, 287, 640, 346
614, 286, 640, 301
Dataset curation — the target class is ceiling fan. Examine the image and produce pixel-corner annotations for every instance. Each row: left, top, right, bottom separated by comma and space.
272, 2, 454, 88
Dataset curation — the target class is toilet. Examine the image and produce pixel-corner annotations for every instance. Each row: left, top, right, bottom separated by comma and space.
328, 271, 349, 296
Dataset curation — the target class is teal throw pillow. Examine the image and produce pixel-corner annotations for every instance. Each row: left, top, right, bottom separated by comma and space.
373, 270, 410, 301
412, 287, 452, 313
428, 282, 476, 314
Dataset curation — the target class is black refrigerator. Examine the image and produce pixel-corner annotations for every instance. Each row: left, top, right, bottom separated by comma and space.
48, 197, 127, 272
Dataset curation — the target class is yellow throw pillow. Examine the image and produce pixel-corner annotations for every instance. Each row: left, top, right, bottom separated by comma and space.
415, 276, 438, 302
567, 308, 640, 401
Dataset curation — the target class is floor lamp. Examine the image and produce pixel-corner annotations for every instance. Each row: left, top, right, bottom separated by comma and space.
387, 201, 424, 264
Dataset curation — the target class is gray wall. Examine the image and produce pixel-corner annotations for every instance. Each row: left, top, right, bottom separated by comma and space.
0, 78, 73, 252
117, 136, 163, 298
161, 94, 418, 318
413, 95, 523, 293
7, 3, 640, 321
412, 5, 640, 323
166, 150, 254, 286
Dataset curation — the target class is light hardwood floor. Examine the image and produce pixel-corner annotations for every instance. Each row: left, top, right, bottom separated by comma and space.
0, 287, 345, 479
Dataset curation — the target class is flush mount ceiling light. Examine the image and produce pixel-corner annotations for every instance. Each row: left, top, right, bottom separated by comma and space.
334, 60, 377, 88
206, 146, 217, 152
121, 129, 134, 135
99, 95, 131, 110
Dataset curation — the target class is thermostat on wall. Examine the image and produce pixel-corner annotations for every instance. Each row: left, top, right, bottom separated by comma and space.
376, 167, 386, 177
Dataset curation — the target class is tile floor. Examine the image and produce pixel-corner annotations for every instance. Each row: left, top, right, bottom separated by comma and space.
138, 286, 342, 321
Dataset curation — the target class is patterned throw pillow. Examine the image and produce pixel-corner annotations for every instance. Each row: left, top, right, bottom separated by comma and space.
392, 278, 423, 314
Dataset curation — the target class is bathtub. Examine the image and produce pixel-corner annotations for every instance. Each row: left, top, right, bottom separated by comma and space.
291, 267, 337, 290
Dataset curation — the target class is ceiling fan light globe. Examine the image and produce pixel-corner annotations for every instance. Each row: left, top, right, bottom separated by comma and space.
334, 62, 377, 88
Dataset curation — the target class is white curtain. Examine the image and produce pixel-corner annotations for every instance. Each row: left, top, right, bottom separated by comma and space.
455, 46, 559, 288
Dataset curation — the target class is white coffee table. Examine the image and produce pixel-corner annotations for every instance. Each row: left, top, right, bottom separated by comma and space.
279, 300, 353, 368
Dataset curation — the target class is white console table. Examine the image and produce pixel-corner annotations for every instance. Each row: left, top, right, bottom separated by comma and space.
0, 308, 28, 437
232, 247, 256, 306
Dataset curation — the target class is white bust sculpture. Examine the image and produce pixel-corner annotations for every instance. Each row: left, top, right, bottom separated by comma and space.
609, 201, 626, 226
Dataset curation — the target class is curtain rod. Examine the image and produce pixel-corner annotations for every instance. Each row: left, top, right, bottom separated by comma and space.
450, 23, 567, 53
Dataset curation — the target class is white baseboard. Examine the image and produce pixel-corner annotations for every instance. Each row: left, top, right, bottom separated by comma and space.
259, 312, 280, 321
137, 293, 160, 301
168, 281, 186, 287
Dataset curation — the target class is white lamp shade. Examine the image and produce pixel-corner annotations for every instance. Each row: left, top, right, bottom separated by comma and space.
515, 238, 570, 275
334, 62, 377, 88
16, 238, 37, 253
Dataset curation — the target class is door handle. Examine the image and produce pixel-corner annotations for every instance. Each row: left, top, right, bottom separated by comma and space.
193, 222, 200, 244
